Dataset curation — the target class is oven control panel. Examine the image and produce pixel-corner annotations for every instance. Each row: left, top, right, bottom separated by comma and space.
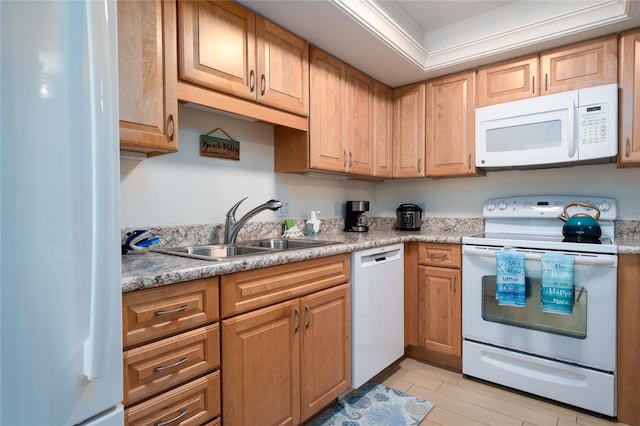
483, 195, 617, 220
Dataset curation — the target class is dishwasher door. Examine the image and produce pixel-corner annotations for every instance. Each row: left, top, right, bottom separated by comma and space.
351, 244, 404, 388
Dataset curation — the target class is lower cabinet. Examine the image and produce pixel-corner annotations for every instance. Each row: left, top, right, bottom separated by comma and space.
220, 254, 352, 425
222, 284, 351, 425
405, 243, 462, 370
617, 254, 640, 424
122, 278, 221, 425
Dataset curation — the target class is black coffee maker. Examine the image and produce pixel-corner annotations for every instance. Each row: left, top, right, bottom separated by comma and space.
345, 201, 369, 232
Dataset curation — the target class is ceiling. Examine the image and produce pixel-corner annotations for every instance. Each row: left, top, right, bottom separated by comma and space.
237, 0, 640, 88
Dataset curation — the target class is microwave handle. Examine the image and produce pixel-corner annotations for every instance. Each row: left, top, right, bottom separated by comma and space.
568, 98, 576, 158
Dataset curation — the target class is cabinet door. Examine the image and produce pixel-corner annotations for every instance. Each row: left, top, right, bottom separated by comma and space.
393, 83, 426, 178
619, 29, 640, 166
344, 66, 374, 175
178, 1, 256, 101
118, 0, 178, 154
540, 34, 617, 95
373, 81, 393, 178
309, 48, 345, 172
300, 284, 351, 423
426, 71, 480, 177
476, 55, 538, 107
222, 300, 300, 426
617, 254, 640, 424
257, 17, 309, 116
418, 266, 461, 359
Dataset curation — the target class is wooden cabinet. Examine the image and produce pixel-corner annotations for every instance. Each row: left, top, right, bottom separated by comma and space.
477, 34, 618, 107
221, 255, 351, 425
178, 0, 309, 116
373, 81, 394, 178
476, 55, 539, 107
618, 28, 640, 167
308, 48, 373, 175
122, 278, 221, 425
540, 34, 617, 95
393, 83, 426, 178
426, 71, 483, 177
405, 243, 462, 370
117, 0, 178, 156
617, 254, 640, 425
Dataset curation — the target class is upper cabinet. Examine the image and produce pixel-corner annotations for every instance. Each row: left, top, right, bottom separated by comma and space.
178, 0, 309, 116
118, 0, 178, 156
373, 81, 394, 178
618, 28, 640, 167
477, 35, 618, 107
476, 55, 539, 107
541, 34, 617, 95
309, 48, 374, 175
393, 82, 426, 178
426, 71, 483, 177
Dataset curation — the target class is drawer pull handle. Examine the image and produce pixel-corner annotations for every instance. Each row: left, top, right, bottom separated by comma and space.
453, 276, 457, 293
154, 357, 188, 372
294, 308, 300, 333
155, 409, 189, 426
154, 304, 188, 316
305, 305, 311, 329
429, 253, 448, 260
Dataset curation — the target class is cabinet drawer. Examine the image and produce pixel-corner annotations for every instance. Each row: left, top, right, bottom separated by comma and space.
123, 278, 219, 348
124, 324, 220, 405
124, 371, 221, 426
221, 254, 350, 317
417, 243, 461, 268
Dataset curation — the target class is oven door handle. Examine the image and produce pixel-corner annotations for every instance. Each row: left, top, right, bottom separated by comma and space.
463, 246, 617, 266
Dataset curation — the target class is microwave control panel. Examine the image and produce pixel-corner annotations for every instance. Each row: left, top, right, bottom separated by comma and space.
578, 104, 608, 145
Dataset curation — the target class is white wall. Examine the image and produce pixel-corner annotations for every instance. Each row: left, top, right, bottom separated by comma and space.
120, 107, 640, 228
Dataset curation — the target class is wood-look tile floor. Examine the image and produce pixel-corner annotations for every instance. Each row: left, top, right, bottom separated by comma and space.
372, 357, 630, 426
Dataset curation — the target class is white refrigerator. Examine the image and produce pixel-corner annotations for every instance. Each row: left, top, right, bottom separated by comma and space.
1, 1, 123, 425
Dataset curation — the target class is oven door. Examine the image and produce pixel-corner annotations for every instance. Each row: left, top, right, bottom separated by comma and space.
462, 245, 617, 371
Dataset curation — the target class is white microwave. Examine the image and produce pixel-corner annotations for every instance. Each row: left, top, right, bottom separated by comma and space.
475, 83, 618, 169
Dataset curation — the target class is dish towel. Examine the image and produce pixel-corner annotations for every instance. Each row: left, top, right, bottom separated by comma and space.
496, 250, 526, 307
541, 253, 575, 315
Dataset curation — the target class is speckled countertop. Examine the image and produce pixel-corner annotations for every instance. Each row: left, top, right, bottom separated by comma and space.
122, 229, 472, 293
121, 218, 640, 293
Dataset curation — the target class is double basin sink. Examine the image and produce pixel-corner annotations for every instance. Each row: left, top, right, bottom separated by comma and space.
153, 238, 338, 262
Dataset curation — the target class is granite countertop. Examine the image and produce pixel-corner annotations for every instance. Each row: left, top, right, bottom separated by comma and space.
122, 228, 640, 293
121, 229, 469, 293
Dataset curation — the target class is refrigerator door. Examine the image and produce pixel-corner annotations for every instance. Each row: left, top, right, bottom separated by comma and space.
1, 1, 123, 424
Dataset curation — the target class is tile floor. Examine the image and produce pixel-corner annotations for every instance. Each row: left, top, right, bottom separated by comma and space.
373, 357, 630, 426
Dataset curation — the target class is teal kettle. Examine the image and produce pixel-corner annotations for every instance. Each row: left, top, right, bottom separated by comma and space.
557, 201, 602, 242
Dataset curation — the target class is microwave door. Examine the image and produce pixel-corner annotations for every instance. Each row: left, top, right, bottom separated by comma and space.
476, 90, 579, 168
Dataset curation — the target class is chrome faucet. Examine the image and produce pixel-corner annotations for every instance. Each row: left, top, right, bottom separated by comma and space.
224, 197, 283, 244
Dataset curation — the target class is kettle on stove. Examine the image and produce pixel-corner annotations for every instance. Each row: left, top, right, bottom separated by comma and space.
557, 201, 602, 242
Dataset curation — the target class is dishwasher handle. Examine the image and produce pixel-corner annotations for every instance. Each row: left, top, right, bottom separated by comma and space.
360, 248, 402, 268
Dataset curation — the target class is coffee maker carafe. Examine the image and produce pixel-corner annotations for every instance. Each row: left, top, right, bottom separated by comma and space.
345, 201, 369, 232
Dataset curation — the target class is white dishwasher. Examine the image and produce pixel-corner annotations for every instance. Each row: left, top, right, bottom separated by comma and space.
351, 244, 404, 388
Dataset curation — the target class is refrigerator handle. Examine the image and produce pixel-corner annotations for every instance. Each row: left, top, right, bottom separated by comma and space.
83, 0, 120, 380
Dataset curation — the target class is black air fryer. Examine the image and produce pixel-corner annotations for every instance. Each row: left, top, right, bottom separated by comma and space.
396, 203, 422, 230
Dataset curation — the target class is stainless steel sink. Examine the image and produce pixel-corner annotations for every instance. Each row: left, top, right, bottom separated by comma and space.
152, 239, 338, 261
243, 238, 327, 250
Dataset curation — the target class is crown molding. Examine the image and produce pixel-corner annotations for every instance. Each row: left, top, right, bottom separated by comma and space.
331, 0, 635, 73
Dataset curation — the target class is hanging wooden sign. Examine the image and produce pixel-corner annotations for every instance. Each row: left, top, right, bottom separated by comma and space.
200, 128, 240, 160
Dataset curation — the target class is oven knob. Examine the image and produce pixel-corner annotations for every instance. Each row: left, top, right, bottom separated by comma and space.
598, 201, 611, 212
498, 201, 508, 210
486, 202, 496, 211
